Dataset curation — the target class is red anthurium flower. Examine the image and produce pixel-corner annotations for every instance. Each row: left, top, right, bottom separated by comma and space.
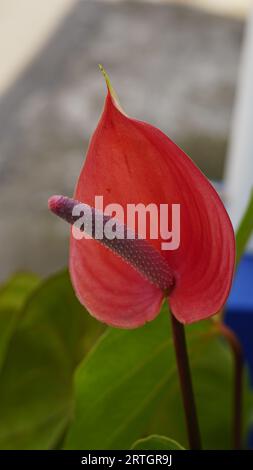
49, 67, 235, 328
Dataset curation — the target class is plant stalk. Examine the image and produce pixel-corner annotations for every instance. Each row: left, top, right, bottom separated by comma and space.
170, 311, 202, 449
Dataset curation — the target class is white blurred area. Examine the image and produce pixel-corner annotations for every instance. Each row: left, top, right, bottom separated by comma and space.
225, 6, 253, 243
0, 0, 76, 95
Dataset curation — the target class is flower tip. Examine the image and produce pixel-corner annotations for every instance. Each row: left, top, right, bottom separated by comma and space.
48, 195, 79, 226
48, 195, 64, 214
98, 64, 111, 92
98, 64, 124, 114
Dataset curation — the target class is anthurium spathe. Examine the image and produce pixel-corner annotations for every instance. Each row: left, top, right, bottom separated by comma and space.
49, 67, 235, 329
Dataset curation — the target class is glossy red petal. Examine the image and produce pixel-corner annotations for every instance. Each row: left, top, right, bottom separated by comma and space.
70, 89, 235, 327
70, 241, 164, 328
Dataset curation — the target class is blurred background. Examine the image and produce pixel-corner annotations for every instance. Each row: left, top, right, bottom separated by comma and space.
0, 0, 252, 281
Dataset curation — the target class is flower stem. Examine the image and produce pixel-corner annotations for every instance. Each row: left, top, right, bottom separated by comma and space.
170, 311, 202, 449
218, 323, 244, 449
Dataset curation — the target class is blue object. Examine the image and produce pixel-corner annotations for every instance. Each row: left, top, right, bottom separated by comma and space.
225, 253, 253, 385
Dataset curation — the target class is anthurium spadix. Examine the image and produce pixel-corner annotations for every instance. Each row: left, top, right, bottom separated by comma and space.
48, 67, 235, 329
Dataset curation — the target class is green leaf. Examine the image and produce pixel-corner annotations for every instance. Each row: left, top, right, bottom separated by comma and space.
131, 435, 184, 450
0, 272, 40, 311
0, 270, 105, 450
235, 189, 253, 267
65, 306, 251, 450
0, 273, 40, 369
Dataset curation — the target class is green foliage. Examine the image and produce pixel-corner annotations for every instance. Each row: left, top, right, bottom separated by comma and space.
0, 273, 40, 370
0, 272, 40, 311
0, 271, 104, 449
64, 306, 251, 450
235, 189, 253, 267
131, 435, 184, 450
